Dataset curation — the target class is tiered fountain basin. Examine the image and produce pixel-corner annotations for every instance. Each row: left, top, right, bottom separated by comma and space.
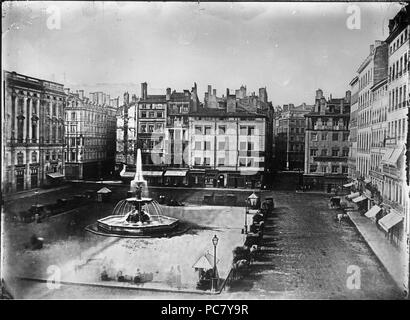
97, 215, 179, 236
93, 197, 179, 237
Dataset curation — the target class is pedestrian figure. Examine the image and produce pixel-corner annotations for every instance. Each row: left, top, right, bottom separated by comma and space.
166, 266, 175, 287
176, 265, 182, 290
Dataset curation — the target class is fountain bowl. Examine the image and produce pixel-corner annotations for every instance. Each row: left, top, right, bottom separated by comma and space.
96, 214, 179, 236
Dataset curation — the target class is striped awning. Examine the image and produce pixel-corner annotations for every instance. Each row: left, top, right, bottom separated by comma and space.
47, 172, 64, 178
352, 195, 366, 203
364, 205, 381, 218
164, 170, 188, 177
143, 171, 163, 177
378, 212, 403, 232
346, 192, 360, 200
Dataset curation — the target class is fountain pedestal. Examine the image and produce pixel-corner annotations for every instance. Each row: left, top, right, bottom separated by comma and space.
94, 148, 180, 237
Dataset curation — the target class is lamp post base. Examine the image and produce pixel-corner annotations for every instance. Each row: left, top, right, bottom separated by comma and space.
211, 278, 219, 292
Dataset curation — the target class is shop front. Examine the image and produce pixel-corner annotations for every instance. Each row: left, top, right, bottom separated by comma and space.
46, 172, 65, 187
205, 170, 218, 188
378, 208, 405, 248
143, 171, 163, 186
163, 169, 188, 186
188, 169, 205, 187
227, 172, 245, 188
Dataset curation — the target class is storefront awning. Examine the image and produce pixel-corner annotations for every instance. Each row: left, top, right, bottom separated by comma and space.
364, 205, 381, 218
382, 147, 403, 167
346, 192, 360, 200
143, 171, 163, 177
381, 148, 394, 162
343, 182, 354, 188
47, 172, 64, 179
378, 212, 403, 232
238, 169, 262, 176
164, 170, 188, 177
352, 195, 366, 203
120, 171, 135, 178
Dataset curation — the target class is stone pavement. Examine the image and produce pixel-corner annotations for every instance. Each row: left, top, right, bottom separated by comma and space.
347, 210, 408, 296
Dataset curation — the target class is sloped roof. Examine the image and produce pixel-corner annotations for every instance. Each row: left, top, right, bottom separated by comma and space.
192, 252, 219, 269
97, 187, 112, 193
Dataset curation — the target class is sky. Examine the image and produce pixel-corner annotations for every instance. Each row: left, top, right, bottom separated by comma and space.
2, 1, 405, 106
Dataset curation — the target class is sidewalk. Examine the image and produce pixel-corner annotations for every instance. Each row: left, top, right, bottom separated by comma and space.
69, 180, 265, 193
347, 210, 407, 294
3, 185, 71, 202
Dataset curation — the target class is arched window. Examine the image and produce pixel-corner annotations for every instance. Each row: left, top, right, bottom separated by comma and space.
32, 121, 37, 142
17, 115, 24, 142
17, 152, 24, 165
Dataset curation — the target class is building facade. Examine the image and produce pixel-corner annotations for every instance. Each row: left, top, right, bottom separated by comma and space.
188, 109, 267, 189
381, 6, 409, 250
348, 76, 359, 180
304, 89, 351, 192
273, 103, 313, 171
116, 92, 138, 169
3, 71, 66, 193
64, 90, 117, 179
356, 41, 388, 185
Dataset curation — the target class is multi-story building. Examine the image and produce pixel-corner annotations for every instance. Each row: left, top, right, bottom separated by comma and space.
64, 90, 117, 179
381, 5, 409, 250
273, 103, 313, 171
3, 71, 66, 193
304, 89, 351, 192
188, 107, 268, 189
369, 77, 388, 193
137, 82, 167, 182
348, 76, 359, 180
356, 41, 388, 188
116, 92, 138, 169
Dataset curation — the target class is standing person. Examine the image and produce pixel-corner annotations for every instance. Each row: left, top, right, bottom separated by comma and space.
176, 265, 182, 290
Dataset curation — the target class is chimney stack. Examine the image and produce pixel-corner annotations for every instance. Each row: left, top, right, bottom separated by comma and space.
166, 87, 171, 101
213, 89, 216, 96
315, 89, 323, 100
345, 90, 351, 103
141, 82, 148, 100
370, 44, 374, 54
78, 90, 84, 100
124, 92, 130, 105
226, 88, 230, 97
208, 85, 212, 95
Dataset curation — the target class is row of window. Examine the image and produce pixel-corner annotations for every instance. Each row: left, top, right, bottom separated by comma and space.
141, 111, 164, 118
389, 84, 407, 111
140, 123, 164, 133
193, 141, 257, 151
310, 132, 349, 141
193, 157, 259, 167
389, 51, 408, 82
309, 164, 348, 174
139, 103, 166, 109
389, 27, 408, 55
388, 117, 407, 141
310, 148, 349, 157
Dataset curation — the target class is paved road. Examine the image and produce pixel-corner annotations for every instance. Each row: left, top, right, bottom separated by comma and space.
3, 187, 403, 299
225, 191, 403, 299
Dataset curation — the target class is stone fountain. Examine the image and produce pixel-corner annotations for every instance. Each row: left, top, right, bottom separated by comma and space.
95, 149, 179, 236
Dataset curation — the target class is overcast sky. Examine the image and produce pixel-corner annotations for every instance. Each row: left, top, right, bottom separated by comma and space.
2, 1, 404, 105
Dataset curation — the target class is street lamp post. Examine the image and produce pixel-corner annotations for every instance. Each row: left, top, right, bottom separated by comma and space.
212, 234, 219, 292
244, 200, 248, 234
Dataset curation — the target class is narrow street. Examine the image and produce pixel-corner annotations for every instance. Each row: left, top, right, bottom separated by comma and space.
225, 191, 403, 299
